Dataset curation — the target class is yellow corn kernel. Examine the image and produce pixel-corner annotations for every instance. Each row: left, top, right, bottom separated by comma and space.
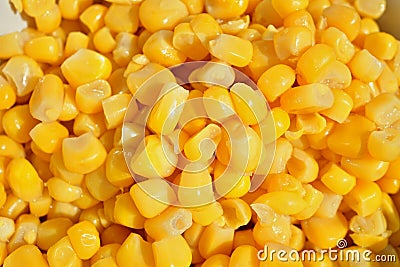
172, 22, 209, 60
219, 15, 250, 35
208, 34, 252, 67
254, 107, 290, 144
344, 179, 382, 217
130, 179, 176, 218
78, 205, 105, 232
230, 82, 268, 125
289, 224, 305, 251
2, 55, 43, 97
296, 44, 336, 85
85, 164, 118, 201
79, 4, 107, 33
341, 155, 389, 182
200, 254, 229, 267
364, 32, 398, 61
3, 104, 38, 144
116, 233, 155, 267
251, 204, 291, 245
365, 93, 400, 127
0, 217, 15, 242
30, 74, 64, 123
350, 209, 387, 237
262, 173, 303, 194
112, 32, 140, 67
320, 89, 353, 123
76, 80, 111, 114
130, 134, 177, 178
91, 243, 120, 264
184, 124, 221, 162
102, 96, 130, 131
247, 39, 280, 81
24, 36, 60, 64
320, 27, 354, 64
152, 235, 192, 267
21, 0, 54, 16
103, 3, 139, 33
237, 28, 261, 41
294, 184, 324, 220
29, 122, 69, 154
301, 212, 348, 249
0, 76, 16, 110
214, 163, 251, 198
47, 236, 82, 267
73, 112, 107, 138
61, 48, 112, 88
178, 168, 214, 207
253, 191, 307, 215
280, 83, 334, 114
6, 158, 43, 202
199, 86, 232, 124
229, 245, 258, 267
105, 147, 133, 188
271, 0, 308, 18
287, 148, 319, 183
0, 32, 24, 59
34, 3, 61, 33
274, 26, 313, 61
143, 30, 187, 67
46, 177, 82, 203
62, 132, 107, 174
189, 13, 222, 45
377, 175, 400, 195
0, 184, 5, 208
46, 201, 81, 222
320, 163, 356, 195
7, 214, 40, 252
58, 0, 92, 19
326, 114, 375, 158
0, 135, 25, 159
59, 85, 79, 121
257, 64, 295, 102
312, 181, 343, 218
198, 222, 234, 259
3, 244, 48, 267
269, 137, 293, 174
64, 32, 89, 58
92, 27, 116, 54
36, 217, 73, 251
100, 224, 130, 245
67, 221, 100, 260
205, 0, 248, 19
233, 229, 256, 248
368, 128, 400, 162
220, 198, 251, 229
49, 151, 84, 186
354, 0, 386, 19
0, 193, 28, 220
190, 201, 223, 226
296, 113, 326, 135
377, 63, 399, 94
145, 207, 192, 240
323, 4, 361, 41
112, 192, 145, 229
381, 193, 400, 232
349, 49, 384, 82
148, 83, 189, 135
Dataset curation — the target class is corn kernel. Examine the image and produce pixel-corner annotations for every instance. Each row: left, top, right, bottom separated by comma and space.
34, 3, 62, 34
46, 201, 81, 222
36, 217, 73, 251
220, 198, 251, 229
113, 32, 140, 67
2, 104, 38, 144
190, 13, 222, 46
184, 123, 221, 162
67, 220, 100, 260
320, 163, 356, 195
29, 121, 68, 154
3, 244, 48, 267
172, 22, 209, 60
229, 245, 258, 267
105, 147, 133, 188
349, 49, 384, 82
93, 27, 116, 54
205, 0, 248, 19
274, 26, 313, 61
344, 179, 382, 217
73, 112, 107, 138
323, 5, 361, 41
24, 36, 60, 64
22, 0, 55, 17
198, 223, 234, 259
271, 0, 309, 18
354, 0, 386, 19
320, 27, 355, 64
0, 32, 24, 59
253, 191, 307, 215
47, 236, 82, 267
64, 32, 89, 58
341, 155, 389, 182
257, 64, 295, 102
79, 4, 107, 33
50, 150, 84, 185
294, 184, 324, 220
208, 34, 252, 67
61, 48, 112, 88
59, 0, 93, 20
0, 217, 15, 243
116, 233, 155, 267
153, 235, 192, 267
287, 147, 319, 183
190, 201, 223, 226
301, 212, 348, 249
365, 93, 400, 127
112, 192, 145, 229
62, 132, 107, 174
2, 55, 43, 97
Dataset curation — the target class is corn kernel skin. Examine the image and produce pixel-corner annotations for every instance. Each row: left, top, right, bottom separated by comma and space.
61, 48, 112, 88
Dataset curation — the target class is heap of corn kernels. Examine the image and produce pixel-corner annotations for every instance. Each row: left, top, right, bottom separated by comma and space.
0, 0, 400, 266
